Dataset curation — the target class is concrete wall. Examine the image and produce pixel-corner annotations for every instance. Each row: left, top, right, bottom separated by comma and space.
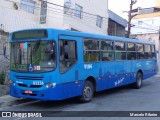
0, 0, 108, 35
0, 0, 43, 32
130, 33, 159, 51
63, 0, 108, 34
45, 0, 65, 29
155, 0, 160, 7
131, 16, 160, 35
0, 31, 9, 73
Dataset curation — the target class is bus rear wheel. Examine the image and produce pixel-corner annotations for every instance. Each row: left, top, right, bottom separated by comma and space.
80, 81, 94, 103
133, 72, 143, 89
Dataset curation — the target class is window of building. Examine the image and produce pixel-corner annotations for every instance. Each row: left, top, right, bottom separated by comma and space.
96, 15, 103, 28
127, 43, 136, 60
20, 0, 36, 14
74, 4, 83, 19
101, 41, 114, 61
115, 42, 126, 60
136, 44, 145, 59
40, 1, 47, 24
84, 39, 100, 62
138, 21, 143, 25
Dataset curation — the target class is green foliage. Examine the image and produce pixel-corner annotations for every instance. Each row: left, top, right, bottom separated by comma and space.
0, 71, 5, 85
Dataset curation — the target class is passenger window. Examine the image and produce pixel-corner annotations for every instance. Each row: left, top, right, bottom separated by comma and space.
136, 44, 145, 59
151, 45, 156, 59
145, 44, 152, 59
115, 42, 126, 60
101, 41, 114, 50
59, 40, 77, 73
127, 43, 136, 60
84, 39, 100, 62
101, 41, 114, 61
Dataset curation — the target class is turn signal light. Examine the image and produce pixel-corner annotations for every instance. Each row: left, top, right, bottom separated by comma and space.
8, 80, 13, 85
49, 83, 53, 87
46, 83, 56, 88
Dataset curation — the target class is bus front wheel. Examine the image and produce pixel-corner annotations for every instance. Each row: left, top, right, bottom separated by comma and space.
133, 72, 143, 89
80, 81, 94, 103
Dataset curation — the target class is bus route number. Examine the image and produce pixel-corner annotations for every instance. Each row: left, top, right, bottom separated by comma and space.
84, 64, 92, 70
33, 81, 44, 85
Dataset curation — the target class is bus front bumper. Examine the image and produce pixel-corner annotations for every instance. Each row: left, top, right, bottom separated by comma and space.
10, 85, 63, 101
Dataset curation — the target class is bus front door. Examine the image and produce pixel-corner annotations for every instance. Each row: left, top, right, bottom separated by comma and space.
58, 35, 82, 99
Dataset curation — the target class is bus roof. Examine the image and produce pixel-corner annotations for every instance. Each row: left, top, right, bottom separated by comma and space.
11, 28, 155, 45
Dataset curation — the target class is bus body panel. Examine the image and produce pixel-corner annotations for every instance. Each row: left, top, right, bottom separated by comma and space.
9, 28, 157, 101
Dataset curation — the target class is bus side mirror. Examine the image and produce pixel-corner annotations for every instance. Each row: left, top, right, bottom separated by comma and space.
3, 42, 9, 60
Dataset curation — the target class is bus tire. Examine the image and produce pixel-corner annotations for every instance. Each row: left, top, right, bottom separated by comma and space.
80, 81, 94, 103
133, 72, 143, 89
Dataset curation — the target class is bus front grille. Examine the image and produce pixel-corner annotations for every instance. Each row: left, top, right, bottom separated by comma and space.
17, 83, 43, 88
30, 85, 42, 88
18, 83, 28, 87
15, 75, 43, 80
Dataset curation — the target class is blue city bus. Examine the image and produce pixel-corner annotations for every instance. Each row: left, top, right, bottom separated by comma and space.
9, 28, 157, 102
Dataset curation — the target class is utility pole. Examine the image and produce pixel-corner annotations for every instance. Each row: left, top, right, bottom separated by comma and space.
126, 0, 137, 38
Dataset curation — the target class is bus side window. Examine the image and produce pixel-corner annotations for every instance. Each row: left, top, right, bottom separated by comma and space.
115, 42, 126, 60
151, 45, 156, 59
59, 40, 77, 73
101, 40, 114, 61
136, 44, 145, 59
144, 44, 152, 59
83, 39, 100, 62
127, 43, 136, 60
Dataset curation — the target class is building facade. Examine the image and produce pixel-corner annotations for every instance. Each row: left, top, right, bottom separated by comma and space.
108, 10, 127, 37
0, 0, 108, 35
130, 0, 160, 50
131, 8, 160, 50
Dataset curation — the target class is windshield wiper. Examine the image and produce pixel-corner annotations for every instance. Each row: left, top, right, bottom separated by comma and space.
30, 40, 41, 64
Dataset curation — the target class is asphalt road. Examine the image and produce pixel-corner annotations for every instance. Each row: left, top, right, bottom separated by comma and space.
1, 75, 160, 120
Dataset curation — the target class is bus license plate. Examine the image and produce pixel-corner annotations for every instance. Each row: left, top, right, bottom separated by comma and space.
24, 90, 32, 94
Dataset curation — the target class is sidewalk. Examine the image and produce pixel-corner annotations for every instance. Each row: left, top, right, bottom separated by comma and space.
0, 85, 9, 97
155, 74, 160, 77
0, 94, 18, 103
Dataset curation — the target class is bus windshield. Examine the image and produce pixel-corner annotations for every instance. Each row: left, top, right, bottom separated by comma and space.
10, 40, 56, 73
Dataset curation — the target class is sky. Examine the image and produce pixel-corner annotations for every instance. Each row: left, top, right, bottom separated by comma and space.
108, 0, 156, 20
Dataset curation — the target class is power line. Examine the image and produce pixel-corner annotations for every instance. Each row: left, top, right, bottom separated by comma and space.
2, 0, 108, 21
45, 0, 108, 20
0, 0, 108, 32
0, 6, 106, 32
